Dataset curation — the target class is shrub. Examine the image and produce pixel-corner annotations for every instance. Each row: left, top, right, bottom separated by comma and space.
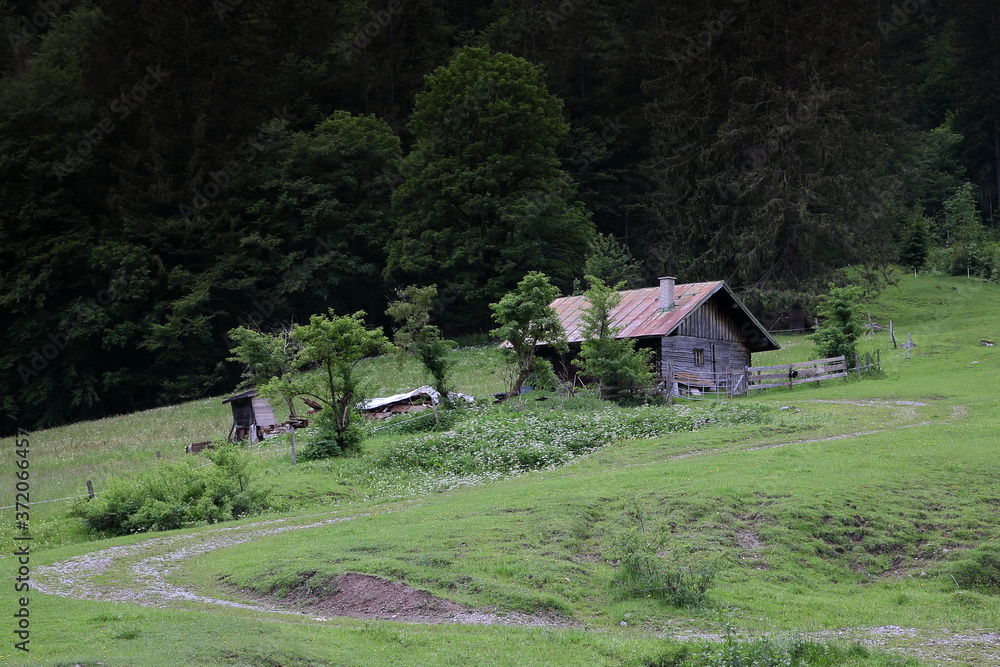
605, 506, 716, 608
300, 409, 364, 460
69, 445, 273, 535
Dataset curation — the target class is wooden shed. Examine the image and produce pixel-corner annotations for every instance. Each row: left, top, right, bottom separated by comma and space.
222, 389, 277, 443
542, 277, 780, 396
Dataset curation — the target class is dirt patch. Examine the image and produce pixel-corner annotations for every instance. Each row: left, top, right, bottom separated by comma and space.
735, 530, 770, 569
252, 572, 574, 626
280, 573, 466, 620
246, 572, 580, 628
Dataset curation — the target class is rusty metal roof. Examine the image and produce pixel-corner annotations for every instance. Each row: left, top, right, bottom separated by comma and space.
548, 280, 779, 352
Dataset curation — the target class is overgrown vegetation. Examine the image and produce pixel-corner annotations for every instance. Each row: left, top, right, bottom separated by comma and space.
606, 504, 716, 608
70, 444, 275, 535
490, 271, 568, 396
371, 401, 771, 487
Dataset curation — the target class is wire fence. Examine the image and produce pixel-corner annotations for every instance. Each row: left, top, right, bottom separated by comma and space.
2, 438, 297, 510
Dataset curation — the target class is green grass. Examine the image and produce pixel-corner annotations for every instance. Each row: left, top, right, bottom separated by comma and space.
3, 272, 999, 665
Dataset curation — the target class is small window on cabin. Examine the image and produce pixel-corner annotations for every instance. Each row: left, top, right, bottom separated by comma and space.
693, 349, 705, 366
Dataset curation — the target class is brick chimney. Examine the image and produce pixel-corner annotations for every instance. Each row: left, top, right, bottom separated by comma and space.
659, 276, 676, 311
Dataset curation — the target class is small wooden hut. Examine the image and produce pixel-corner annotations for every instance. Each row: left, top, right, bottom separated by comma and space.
222, 389, 276, 443
540, 277, 780, 396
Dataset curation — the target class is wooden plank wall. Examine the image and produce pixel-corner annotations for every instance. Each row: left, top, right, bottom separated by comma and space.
661, 335, 751, 380
251, 397, 277, 428
675, 297, 743, 342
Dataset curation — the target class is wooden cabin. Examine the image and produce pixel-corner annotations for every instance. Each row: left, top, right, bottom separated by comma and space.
222, 389, 277, 443
543, 277, 780, 396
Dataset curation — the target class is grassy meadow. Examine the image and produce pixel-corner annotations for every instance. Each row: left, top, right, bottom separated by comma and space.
2, 272, 999, 666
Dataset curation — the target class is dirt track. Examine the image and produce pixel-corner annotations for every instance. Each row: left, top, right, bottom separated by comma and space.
32, 398, 996, 664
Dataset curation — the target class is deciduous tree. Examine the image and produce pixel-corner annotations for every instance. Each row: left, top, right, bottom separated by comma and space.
490, 272, 567, 396
386, 46, 594, 326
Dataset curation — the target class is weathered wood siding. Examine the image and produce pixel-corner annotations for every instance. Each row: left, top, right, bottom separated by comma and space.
661, 336, 749, 377
674, 297, 744, 342
251, 397, 276, 428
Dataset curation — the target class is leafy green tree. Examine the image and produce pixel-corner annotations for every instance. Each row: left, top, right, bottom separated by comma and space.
226, 326, 300, 417
386, 46, 594, 326
239, 111, 402, 317
810, 285, 864, 367
262, 311, 395, 458
576, 276, 654, 398
386, 285, 457, 400
490, 272, 567, 396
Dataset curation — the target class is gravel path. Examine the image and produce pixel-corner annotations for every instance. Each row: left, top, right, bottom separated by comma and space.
34, 513, 569, 627
33, 398, 991, 662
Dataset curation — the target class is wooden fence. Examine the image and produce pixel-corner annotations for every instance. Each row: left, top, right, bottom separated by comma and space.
746, 355, 848, 392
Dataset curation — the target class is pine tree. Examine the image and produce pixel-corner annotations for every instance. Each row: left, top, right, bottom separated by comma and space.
576, 277, 653, 398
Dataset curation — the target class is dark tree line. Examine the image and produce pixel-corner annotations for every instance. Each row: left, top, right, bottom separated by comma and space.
1, 0, 997, 434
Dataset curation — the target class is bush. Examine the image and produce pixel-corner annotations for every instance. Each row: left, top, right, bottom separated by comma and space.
69, 444, 273, 535
300, 409, 364, 460
605, 506, 715, 608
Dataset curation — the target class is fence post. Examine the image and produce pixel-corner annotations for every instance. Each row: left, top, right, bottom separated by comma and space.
665, 360, 673, 405
890, 321, 896, 348
865, 352, 872, 371
86, 480, 95, 499
876, 349, 881, 370
788, 365, 793, 391
290, 427, 297, 466
855, 353, 861, 377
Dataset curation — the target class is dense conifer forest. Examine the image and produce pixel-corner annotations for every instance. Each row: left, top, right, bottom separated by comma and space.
1, 0, 997, 434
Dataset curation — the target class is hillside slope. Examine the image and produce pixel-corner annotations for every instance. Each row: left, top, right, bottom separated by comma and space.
8, 273, 1000, 666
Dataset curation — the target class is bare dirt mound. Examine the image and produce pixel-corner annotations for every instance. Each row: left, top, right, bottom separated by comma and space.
260, 572, 573, 627
281, 573, 466, 620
